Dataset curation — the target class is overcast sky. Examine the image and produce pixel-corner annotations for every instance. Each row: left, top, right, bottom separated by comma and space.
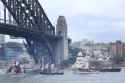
39, 0, 125, 42
0, 0, 125, 42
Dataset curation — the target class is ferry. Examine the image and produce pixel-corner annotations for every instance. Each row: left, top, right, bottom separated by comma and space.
72, 51, 98, 74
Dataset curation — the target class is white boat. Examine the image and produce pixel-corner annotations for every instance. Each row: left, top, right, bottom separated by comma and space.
73, 62, 98, 74
72, 51, 98, 74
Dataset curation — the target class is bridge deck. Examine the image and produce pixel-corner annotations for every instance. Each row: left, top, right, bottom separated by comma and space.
0, 23, 61, 42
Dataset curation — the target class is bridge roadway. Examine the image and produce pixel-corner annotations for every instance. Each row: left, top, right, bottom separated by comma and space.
0, 23, 61, 42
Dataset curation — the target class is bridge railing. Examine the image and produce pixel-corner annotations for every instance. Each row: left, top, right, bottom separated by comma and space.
0, 18, 17, 26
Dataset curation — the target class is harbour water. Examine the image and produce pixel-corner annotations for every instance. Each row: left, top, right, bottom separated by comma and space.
0, 70, 125, 83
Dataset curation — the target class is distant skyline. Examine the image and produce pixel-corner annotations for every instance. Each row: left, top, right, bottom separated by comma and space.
40, 0, 125, 42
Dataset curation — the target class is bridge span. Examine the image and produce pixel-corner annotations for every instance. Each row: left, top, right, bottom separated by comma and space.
0, 0, 69, 71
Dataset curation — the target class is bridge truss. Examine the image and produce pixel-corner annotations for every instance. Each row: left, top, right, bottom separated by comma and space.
0, 0, 61, 71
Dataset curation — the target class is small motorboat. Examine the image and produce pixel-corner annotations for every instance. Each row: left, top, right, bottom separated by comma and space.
6, 61, 25, 77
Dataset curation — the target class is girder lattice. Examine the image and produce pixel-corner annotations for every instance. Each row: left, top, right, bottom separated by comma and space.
1, 0, 55, 36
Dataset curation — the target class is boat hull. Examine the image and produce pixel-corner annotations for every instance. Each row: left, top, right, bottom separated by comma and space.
99, 68, 121, 72
74, 71, 98, 74
73, 68, 98, 74
40, 72, 64, 75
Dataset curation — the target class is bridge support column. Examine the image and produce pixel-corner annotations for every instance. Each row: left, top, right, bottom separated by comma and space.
25, 39, 55, 72
53, 39, 64, 68
55, 16, 69, 67
4, 6, 6, 23
53, 37, 69, 68
25, 39, 38, 63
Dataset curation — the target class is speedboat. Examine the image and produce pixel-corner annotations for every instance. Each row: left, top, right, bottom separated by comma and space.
6, 64, 25, 77
7, 69, 26, 78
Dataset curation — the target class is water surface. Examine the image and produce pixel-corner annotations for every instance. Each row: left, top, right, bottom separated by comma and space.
0, 70, 125, 83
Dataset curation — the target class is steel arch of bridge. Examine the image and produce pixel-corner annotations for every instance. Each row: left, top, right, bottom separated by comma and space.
1, 0, 55, 36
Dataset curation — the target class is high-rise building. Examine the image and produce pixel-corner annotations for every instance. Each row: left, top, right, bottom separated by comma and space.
56, 16, 69, 64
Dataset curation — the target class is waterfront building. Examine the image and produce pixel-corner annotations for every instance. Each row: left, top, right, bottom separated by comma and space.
72, 39, 111, 61
4, 42, 24, 60
109, 40, 125, 64
2, 35, 32, 61
4, 35, 25, 44
110, 40, 125, 57
92, 43, 111, 61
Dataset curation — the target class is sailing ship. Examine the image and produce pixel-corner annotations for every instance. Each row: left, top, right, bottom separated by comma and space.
39, 63, 64, 75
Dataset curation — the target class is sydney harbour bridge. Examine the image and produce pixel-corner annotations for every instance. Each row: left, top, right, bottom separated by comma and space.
0, 0, 68, 71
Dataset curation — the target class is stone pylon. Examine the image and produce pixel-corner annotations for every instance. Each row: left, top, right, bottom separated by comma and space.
55, 16, 69, 65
